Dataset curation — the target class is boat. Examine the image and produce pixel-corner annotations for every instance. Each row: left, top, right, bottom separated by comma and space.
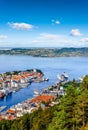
33, 77, 49, 83
34, 90, 40, 96
57, 72, 69, 82
19, 82, 30, 88
43, 78, 49, 82
34, 90, 39, 95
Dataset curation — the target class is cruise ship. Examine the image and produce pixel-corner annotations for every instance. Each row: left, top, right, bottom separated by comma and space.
57, 72, 69, 82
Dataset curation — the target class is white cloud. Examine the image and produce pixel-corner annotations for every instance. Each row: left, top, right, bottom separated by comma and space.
40, 33, 59, 39
70, 29, 82, 36
31, 32, 88, 47
0, 35, 8, 39
8, 22, 34, 30
31, 33, 75, 47
51, 19, 60, 25
80, 38, 88, 42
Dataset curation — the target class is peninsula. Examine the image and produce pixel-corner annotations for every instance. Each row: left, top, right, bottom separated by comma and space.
0, 69, 44, 98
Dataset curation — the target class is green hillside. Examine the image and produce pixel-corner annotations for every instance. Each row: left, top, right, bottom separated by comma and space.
0, 48, 88, 57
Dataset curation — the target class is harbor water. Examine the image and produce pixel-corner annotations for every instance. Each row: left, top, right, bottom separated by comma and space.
0, 55, 88, 110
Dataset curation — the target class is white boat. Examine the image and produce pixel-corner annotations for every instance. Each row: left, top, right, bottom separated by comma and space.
44, 78, 49, 81
34, 90, 40, 96
34, 90, 39, 95
62, 72, 69, 78
57, 72, 69, 82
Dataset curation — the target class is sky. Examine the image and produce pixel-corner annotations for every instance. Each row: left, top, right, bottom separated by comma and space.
0, 0, 88, 48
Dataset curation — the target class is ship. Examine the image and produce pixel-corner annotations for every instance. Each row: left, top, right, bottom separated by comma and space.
57, 72, 69, 82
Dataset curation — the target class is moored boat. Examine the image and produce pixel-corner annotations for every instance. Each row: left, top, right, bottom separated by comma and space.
34, 90, 40, 96
34, 90, 39, 95
57, 72, 69, 82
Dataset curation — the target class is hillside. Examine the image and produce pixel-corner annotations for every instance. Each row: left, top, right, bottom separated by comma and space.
0, 48, 88, 57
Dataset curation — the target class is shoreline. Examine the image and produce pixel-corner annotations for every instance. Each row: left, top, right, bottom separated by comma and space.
0, 69, 44, 99
0, 47, 88, 57
0, 54, 88, 58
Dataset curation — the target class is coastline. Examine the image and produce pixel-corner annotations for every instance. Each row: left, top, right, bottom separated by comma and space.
0, 69, 44, 98
0, 47, 88, 57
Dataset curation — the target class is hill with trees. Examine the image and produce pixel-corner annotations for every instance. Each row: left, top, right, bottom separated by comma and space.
0, 48, 88, 57
0, 76, 88, 130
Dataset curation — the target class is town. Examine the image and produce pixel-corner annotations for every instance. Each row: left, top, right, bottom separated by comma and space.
0, 72, 70, 120
0, 69, 44, 98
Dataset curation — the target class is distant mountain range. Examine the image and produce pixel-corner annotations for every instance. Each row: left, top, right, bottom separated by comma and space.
0, 47, 88, 57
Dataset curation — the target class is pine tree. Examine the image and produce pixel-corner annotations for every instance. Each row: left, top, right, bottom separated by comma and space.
77, 75, 88, 128
48, 84, 79, 130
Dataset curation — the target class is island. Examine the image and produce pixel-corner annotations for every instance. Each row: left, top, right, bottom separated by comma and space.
0, 69, 44, 98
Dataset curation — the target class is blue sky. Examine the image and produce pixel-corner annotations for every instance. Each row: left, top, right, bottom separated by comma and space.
0, 0, 88, 47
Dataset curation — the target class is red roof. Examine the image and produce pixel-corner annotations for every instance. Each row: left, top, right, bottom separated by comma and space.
7, 109, 16, 114
31, 95, 54, 103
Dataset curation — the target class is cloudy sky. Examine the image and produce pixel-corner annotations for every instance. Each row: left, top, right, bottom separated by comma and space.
0, 0, 88, 47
